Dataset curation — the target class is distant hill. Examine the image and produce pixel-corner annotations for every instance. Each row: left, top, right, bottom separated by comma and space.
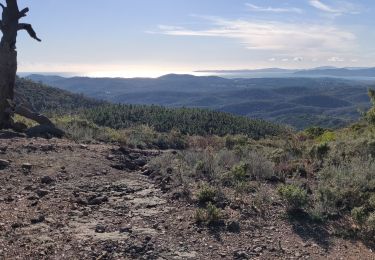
25, 74, 373, 129
195, 68, 298, 74
194, 67, 375, 79
15, 77, 105, 113
294, 67, 375, 77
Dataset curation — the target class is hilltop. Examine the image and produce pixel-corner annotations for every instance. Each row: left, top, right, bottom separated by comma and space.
1, 78, 374, 259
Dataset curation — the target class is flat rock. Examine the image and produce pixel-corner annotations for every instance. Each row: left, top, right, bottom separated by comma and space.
22, 163, 32, 170
0, 159, 10, 169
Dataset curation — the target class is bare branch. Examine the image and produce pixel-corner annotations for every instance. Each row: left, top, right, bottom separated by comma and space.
18, 7, 29, 18
18, 23, 41, 42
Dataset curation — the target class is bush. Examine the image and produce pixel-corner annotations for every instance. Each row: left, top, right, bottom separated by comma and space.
225, 135, 248, 149
122, 125, 187, 150
222, 153, 274, 187
317, 131, 336, 143
54, 115, 123, 142
195, 202, 222, 225
240, 150, 275, 181
252, 185, 273, 216
366, 212, 375, 232
194, 149, 217, 180
194, 208, 207, 223
368, 194, 375, 210
316, 158, 375, 217
278, 184, 308, 211
304, 127, 326, 139
368, 141, 375, 158
197, 185, 217, 204
351, 207, 368, 226
229, 163, 248, 182
310, 142, 330, 160
206, 202, 222, 224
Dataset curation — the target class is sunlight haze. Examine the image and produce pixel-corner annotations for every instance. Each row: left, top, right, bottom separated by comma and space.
16, 0, 375, 77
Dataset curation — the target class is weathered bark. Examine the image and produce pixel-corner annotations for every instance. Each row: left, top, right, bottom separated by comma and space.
0, 47, 17, 128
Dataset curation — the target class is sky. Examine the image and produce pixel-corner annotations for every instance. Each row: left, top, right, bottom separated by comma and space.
11, 0, 375, 77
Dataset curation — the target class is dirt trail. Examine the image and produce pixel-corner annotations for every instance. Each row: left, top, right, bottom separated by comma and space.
0, 137, 373, 259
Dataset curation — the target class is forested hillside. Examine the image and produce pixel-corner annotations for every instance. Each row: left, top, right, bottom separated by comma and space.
27, 74, 374, 129
15, 78, 105, 113
15, 78, 285, 138
84, 105, 284, 139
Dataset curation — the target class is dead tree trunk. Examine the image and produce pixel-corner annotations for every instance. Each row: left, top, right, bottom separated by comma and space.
0, 47, 16, 128
0, 0, 56, 131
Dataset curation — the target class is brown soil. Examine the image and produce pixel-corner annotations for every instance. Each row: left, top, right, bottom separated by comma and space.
0, 137, 374, 259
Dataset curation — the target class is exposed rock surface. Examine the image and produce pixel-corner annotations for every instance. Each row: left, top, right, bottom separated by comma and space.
0, 137, 373, 259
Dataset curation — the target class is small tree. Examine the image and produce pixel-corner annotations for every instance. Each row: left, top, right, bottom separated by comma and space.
0, 0, 56, 131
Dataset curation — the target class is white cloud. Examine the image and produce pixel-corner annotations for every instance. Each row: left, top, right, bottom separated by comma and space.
156, 17, 357, 58
158, 25, 184, 31
293, 57, 304, 62
268, 57, 276, 62
309, 0, 339, 13
309, 0, 360, 15
246, 3, 302, 14
328, 56, 345, 62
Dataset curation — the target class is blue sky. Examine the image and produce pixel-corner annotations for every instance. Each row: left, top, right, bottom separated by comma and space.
12, 0, 375, 77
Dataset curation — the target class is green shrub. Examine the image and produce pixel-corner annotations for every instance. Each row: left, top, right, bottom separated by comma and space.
234, 181, 258, 195
55, 116, 96, 142
366, 212, 375, 232
368, 194, 375, 210
194, 149, 217, 180
308, 204, 326, 223
252, 186, 273, 216
194, 202, 222, 225
368, 141, 375, 158
194, 208, 207, 223
230, 163, 248, 182
197, 185, 217, 204
351, 207, 368, 226
278, 184, 308, 211
270, 148, 288, 164
222, 152, 274, 187
316, 158, 375, 217
304, 127, 326, 139
317, 131, 336, 143
367, 108, 375, 125
310, 142, 330, 160
225, 135, 248, 149
206, 202, 222, 224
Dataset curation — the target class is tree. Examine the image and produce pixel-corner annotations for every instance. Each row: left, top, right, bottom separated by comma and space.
0, 0, 55, 131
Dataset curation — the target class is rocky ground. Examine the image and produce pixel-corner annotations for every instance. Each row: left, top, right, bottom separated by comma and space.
0, 136, 374, 259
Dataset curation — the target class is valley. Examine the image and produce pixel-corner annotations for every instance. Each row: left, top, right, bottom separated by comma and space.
27, 74, 374, 129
